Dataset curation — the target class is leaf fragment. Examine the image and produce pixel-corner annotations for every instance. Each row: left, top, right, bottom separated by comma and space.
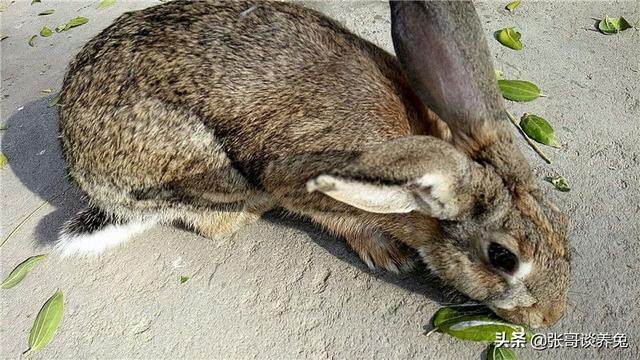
28, 35, 38, 47
179, 275, 190, 284
494, 69, 504, 79
42, 88, 53, 93
40, 26, 53, 37
0, 153, 8, 170
431, 307, 529, 342
38, 9, 55, 16
598, 16, 633, 35
549, 175, 571, 192
1, 254, 47, 289
505, 0, 521, 13
487, 344, 518, 360
498, 80, 541, 102
32, 0, 42, 4
497, 27, 523, 50
28, 290, 64, 353
520, 113, 560, 147
97, 0, 116, 10
48, 95, 61, 107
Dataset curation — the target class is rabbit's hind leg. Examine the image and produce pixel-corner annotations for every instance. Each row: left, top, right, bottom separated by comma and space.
173, 194, 274, 239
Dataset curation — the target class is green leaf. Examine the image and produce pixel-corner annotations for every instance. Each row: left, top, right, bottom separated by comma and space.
549, 175, 571, 192
38, 9, 55, 16
0, 153, 8, 170
520, 113, 560, 147
48, 95, 61, 107
497, 27, 523, 50
1, 254, 47, 289
179, 275, 190, 284
97, 0, 116, 10
598, 16, 633, 35
433, 307, 529, 342
65, 16, 89, 29
28, 290, 64, 353
28, 35, 38, 47
487, 344, 518, 360
40, 26, 53, 37
498, 80, 541, 102
55, 17, 90, 32
505, 0, 521, 13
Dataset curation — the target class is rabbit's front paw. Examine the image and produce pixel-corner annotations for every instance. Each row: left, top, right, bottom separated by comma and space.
347, 231, 417, 273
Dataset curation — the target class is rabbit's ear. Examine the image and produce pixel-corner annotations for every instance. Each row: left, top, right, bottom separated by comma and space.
390, 1, 504, 135
306, 172, 464, 219
306, 136, 484, 220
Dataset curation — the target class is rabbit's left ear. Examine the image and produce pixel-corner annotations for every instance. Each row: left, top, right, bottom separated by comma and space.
390, 1, 505, 135
305, 136, 486, 220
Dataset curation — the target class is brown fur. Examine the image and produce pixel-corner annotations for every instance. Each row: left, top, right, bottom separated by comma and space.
58, 0, 570, 328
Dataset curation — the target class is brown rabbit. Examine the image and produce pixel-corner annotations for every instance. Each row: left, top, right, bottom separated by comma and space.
57, 0, 570, 328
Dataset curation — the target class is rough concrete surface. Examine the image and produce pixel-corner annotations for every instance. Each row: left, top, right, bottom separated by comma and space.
1, 0, 639, 359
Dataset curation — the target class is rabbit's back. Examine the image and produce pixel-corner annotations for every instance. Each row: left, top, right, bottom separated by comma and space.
59, 0, 437, 200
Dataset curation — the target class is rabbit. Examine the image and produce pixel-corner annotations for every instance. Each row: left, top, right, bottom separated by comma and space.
57, 0, 570, 328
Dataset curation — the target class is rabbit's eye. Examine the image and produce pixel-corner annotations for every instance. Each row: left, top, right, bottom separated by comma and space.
488, 242, 518, 273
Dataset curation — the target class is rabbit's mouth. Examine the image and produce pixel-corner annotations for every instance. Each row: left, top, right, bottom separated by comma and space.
488, 300, 566, 329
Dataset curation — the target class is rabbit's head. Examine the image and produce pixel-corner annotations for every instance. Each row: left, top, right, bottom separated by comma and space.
307, 1, 570, 328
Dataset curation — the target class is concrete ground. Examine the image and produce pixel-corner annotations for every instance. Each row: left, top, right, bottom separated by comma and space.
1, 0, 639, 359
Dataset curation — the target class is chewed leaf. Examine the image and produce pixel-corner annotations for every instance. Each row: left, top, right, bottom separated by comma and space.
498, 80, 541, 102
487, 344, 518, 360
505, 0, 521, 13
549, 176, 571, 192
598, 16, 633, 35
1, 254, 47, 289
520, 113, 560, 147
0, 153, 8, 170
40, 26, 53, 37
28, 290, 64, 353
97, 0, 116, 10
179, 275, 190, 284
38, 9, 55, 16
28, 35, 38, 47
497, 27, 523, 50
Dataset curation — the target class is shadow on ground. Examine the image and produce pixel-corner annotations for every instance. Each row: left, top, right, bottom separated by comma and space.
2, 98, 86, 248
